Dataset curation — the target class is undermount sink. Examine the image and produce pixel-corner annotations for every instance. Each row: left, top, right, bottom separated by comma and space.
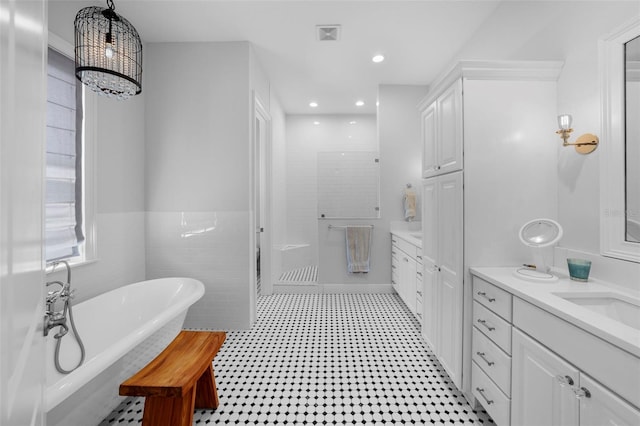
552, 292, 640, 330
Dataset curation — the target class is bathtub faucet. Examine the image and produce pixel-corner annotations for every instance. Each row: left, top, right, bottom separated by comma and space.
44, 261, 73, 338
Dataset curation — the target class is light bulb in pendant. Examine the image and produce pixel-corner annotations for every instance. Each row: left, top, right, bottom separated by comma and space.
104, 32, 114, 59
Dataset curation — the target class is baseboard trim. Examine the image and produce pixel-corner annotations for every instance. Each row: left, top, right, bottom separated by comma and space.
273, 283, 394, 294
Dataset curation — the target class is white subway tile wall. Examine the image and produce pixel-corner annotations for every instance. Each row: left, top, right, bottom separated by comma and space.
317, 151, 380, 219
145, 211, 252, 330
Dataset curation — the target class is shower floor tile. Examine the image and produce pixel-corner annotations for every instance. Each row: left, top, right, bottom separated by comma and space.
100, 293, 494, 425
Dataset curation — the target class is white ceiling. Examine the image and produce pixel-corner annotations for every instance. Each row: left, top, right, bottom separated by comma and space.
48, 1, 637, 114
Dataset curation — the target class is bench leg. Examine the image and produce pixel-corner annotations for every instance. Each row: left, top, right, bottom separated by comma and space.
195, 363, 219, 409
142, 387, 196, 426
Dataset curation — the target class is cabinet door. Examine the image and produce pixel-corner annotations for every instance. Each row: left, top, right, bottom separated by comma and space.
436, 79, 463, 175
421, 179, 438, 349
579, 374, 640, 426
398, 253, 414, 314
435, 171, 464, 388
421, 102, 438, 178
512, 329, 579, 426
406, 256, 417, 315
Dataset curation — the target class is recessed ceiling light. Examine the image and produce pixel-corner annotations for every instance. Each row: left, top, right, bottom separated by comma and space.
309, 102, 318, 108
372, 54, 385, 63
313, 121, 320, 125
349, 121, 357, 125
355, 100, 364, 107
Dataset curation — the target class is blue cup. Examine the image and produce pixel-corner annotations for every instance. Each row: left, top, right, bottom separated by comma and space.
567, 258, 591, 282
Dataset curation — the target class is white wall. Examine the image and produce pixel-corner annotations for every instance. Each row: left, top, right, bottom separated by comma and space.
555, 5, 640, 289
378, 84, 429, 277
145, 42, 254, 330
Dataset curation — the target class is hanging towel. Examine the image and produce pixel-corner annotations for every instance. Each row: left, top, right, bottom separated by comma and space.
346, 226, 372, 273
403, 187, 417, 221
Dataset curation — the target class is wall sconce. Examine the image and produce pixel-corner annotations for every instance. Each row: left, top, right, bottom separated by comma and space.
555, 114, 599, 154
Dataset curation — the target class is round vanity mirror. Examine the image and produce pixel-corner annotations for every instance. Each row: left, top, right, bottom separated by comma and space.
516, 218, 563, 282
519, 218, 563, 247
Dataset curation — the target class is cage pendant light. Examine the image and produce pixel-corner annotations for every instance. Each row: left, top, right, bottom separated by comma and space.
74, 0, 142, 100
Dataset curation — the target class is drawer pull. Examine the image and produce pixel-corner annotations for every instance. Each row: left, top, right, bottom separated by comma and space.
417, 312, 422, 319
476, 351, 495, 367
391, 265, 397, 270
556, 375, 575, 387
476, 319, 496, 331
417, 290, 423, 296
392, 251, 397, 255
417, 271, 423, 276
417, 255, 422, 260
404, 257, 409, 262
475, 387, 494, 405
477, 291, 496, 303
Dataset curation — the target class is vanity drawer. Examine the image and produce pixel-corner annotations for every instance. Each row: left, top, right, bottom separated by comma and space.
472, 362, 510, 426
472, 327, 511, 396
473, 301, 512, 354
473, 277, 512, 321
392, 235, 417, 260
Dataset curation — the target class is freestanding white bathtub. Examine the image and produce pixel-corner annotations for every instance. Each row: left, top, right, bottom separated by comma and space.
45, 277, 205, 426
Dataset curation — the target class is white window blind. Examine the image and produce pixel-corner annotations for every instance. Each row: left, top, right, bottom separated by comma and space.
46, 48, 84, 261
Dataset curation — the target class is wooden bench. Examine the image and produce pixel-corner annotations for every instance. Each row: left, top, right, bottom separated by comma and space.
119, 330, 226, 426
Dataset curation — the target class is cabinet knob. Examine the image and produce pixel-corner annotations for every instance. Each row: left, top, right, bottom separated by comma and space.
555, 375, 575, 387
435, 165, 441, 171
574, 387, 591, 399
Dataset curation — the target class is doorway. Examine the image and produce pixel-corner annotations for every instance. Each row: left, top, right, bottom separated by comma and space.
253, 94, 272, 303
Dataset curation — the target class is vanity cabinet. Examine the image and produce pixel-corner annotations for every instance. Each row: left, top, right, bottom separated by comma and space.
420, 79, 463, 178
469, 269, 640, 426
512, 329, 640, 426
421, 171, 463, 388
512, 297, 640, 426
390, 234, 421, 320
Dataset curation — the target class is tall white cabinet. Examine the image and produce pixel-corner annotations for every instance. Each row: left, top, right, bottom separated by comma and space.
421, 171, 463, 386
418, 61, 562, 395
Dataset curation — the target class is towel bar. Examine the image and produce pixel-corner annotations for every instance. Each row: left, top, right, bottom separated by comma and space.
328, 225, 374, 230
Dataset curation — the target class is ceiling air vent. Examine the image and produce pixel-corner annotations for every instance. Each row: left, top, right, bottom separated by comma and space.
316, 25, 341, 41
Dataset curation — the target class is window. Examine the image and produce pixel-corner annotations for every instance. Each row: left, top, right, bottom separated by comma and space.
46, 36, 96, 264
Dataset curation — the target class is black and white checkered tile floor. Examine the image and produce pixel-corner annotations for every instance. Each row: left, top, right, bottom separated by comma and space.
100, 293, 494, 425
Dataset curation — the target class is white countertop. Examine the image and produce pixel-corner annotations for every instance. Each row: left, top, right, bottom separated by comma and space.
391, 230, 422, 248
470, 266, 640, 358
